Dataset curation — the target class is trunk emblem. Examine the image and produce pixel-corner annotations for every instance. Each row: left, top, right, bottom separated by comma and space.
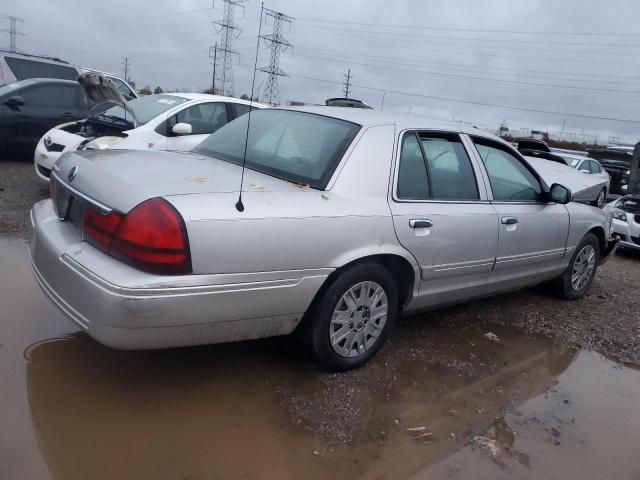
68, 166, 79, 182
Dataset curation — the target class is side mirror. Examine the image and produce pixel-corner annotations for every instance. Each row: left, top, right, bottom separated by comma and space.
172, 123, 192, 135
5, 95, 25, 107
549, 183, 572, 204
579, 169, 590, 174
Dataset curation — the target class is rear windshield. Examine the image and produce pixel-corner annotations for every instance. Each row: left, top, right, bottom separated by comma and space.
101, 94, 189, 125
193, 110, 361, 189
5, 57, 78, 81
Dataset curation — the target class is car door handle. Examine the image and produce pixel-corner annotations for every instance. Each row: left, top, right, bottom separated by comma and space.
409, 219, 433, 228
501, 217, 518, 225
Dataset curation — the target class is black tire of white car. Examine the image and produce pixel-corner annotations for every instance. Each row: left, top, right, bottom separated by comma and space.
310, 263, 398, 371
555, 233, 600, 301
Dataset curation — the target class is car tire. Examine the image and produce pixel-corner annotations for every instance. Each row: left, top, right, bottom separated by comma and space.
310, 263, 398, 371
592, 188, 606, 208
553, 233, 600, 300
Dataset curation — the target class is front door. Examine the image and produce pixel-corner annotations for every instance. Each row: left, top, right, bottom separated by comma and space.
164, 102, 230, 151
389, 131, 499, 308
470, 137, 570, 289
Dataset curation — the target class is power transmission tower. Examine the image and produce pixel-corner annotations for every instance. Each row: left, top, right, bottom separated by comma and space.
0, 14, 25, 52
259, 8, 294, 106
122, 57, 131, 83
343, 69, 352, 98
213, 0, 246, 97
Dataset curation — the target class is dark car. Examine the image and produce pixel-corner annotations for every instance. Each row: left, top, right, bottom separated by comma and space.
0, 78, 89, 158
517, 139, 567, 165
588, 146, 632, 195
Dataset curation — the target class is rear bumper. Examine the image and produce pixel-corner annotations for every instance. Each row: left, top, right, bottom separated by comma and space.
29, 199, 330, 350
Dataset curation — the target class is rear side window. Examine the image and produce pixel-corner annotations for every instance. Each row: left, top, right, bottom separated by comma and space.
473, 138, 541, 201
397, 133, 430, 199
21, 84, 83, 108
397, 131, 479, 201
5, 57, 77, 81
589, 160, 602, 174
420, 133, 478, 200
110, 77, 135, 98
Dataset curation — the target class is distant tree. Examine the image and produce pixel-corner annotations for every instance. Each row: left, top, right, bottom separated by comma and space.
240, 94, 249, 100
153, 86, 163, 94
139, 85, 152, 95
202, 87, 222, 95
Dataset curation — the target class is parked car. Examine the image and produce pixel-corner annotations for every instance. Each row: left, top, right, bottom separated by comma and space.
0, 78, 90, 158
588, 146, 632, 195
78, 68, 137, 100
604, 194, 640, 251
558, 153, 610, 207
0, 50, 78, 85
325, 97, 373, 109
523, 155, 610, 208
29, 108, 617, 370
34, 78, 266, 182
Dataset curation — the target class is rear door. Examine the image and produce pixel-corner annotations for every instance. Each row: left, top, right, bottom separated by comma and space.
470, 136, 570, 288
389, 130, 499, 308
164, 101, 230, 151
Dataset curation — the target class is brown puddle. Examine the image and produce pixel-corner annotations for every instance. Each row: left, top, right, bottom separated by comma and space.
2, 238, 640, 480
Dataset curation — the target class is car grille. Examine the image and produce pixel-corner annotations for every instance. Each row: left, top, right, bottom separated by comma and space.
45, 142, 65, 152
37, 164, 52, 179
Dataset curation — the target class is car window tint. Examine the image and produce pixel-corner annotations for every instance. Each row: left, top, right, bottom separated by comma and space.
474, 139, 541, 201
420, 134, 478, 200
397, 133, 430, 200
21, 84, 82, 108
174, 102, 228, 135
5, 57, 78, 81
234, 103, 257, 117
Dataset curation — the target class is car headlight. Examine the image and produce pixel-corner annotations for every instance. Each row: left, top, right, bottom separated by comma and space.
611, 208, 627, 222
82, 136, 124, 150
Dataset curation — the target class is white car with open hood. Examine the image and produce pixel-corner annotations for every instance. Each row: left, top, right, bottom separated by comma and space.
34, 73, 266, 182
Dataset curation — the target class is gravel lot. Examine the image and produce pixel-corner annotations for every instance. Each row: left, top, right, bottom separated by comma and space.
0, 160, 48, 237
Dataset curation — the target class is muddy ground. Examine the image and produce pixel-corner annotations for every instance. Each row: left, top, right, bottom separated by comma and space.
2, 158, 640, 479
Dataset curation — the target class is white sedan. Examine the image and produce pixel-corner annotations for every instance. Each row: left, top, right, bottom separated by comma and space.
34, 85, 265, 182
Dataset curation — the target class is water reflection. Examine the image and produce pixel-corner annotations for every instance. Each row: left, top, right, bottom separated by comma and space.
26, 325, 575, 480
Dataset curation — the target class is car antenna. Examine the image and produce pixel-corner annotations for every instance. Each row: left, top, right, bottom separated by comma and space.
236, 2, 264, 213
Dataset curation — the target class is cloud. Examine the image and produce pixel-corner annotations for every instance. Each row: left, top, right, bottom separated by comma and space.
8, 0, 640, 142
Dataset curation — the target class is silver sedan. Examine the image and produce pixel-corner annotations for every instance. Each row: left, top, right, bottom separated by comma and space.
29, 107, 617, 370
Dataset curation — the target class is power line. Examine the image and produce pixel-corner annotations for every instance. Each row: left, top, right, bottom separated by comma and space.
258, 7, 294, 105
297, 17, 640, 37
288, 72, 640, 125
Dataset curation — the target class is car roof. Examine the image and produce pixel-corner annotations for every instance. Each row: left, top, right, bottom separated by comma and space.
277, 106, 506, 142
167, 92, 268, 107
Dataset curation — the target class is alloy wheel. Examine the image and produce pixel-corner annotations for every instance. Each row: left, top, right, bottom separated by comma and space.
571, 245, 596, 291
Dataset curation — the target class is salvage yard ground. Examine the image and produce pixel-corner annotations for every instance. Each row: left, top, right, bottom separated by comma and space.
1, 158, 640, 479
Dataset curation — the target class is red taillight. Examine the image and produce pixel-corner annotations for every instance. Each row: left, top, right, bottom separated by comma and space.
83, 198, 191, 275
83, 208, 124, 252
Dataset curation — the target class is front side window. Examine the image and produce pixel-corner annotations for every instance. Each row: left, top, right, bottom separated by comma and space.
474, 138, 542, 201
171, 102, 228, 135
110, 78, 135, 98
589, 160, 602, 174
193, 110, 360, 189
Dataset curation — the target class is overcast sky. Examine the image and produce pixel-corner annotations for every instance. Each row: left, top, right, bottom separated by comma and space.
6, 0, 640, 142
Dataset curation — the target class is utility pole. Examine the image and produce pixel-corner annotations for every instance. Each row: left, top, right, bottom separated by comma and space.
259, 8, 294, 106
381, 92, 386, 111
122, 57, 131, 83
343, 69, 352, 98
630, 142, 640, 195
561, 119, 566, 134
213, 0, 246, 97
0, 14, 25, 52
209, 43, 218, 94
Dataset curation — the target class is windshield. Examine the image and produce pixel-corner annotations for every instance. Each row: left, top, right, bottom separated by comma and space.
193, 110, 361, 189
100, 94, 189, 125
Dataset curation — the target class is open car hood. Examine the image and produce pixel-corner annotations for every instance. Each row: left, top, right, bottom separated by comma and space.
77, 72, 138, 127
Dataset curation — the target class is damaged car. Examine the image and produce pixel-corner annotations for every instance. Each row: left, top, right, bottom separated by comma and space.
605, 194, 640, 250
29, 108, 617, 371
34, 72, 266, 182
